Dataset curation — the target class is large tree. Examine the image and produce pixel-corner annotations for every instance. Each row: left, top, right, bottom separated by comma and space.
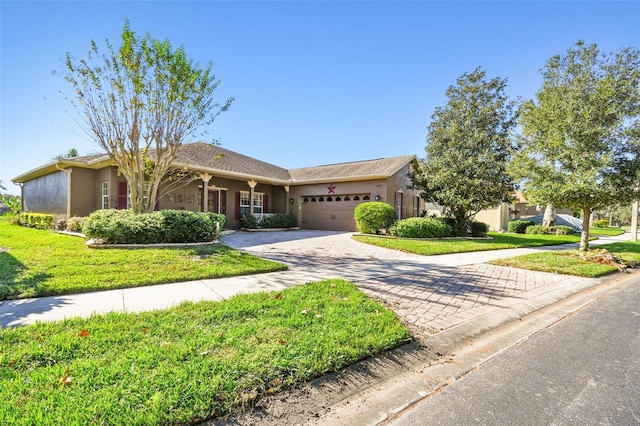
410, 67, 517, 234
510, 42, 640, 250
64, 20, 233, 213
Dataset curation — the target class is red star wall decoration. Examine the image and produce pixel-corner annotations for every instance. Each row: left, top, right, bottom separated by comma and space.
327, 184, 336, 194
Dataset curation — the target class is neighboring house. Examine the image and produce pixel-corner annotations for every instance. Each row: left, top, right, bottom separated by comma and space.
12, 142, 423, 232
474, 191, 576, 232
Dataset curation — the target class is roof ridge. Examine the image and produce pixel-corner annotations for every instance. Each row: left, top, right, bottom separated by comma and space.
289, 154, 415, 171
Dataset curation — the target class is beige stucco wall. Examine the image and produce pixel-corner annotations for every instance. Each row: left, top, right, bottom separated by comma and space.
96, 167, 118, 210
474, 203, 510, 232
387, 164, 423, 220
69, 168, 98, 217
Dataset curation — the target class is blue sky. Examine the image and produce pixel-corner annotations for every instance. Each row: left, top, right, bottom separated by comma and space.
1, 1, 638, 194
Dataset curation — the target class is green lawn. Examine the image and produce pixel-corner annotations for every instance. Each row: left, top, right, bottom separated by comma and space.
0, 280, 411, 425
0, 220, 286, 300
588, 227, 626, 236
352, 232, 583, 256
490, 242, 640, 277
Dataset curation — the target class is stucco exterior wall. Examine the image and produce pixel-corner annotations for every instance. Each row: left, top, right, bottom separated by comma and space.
70, 167, 97, 217
22, 171, 68, 219
96, 167, 118, 210
387, 164, 423, 220
474, 203, 510, 231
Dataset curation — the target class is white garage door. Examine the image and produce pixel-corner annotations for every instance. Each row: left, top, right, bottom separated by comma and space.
300, 194, 370, 231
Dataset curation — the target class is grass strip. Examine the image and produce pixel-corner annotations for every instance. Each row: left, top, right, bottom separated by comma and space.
588, 227, 626, 236
0, 220, 286, 300
353, 232, 583, 256
490, 242, 640, 277
0, 280, 411, 425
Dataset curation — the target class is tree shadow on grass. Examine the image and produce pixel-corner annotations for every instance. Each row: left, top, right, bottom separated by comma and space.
0, 251, 52, 301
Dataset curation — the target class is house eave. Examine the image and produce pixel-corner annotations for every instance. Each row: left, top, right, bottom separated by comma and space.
12, 157, 115, 184
290, 174, 391, 185
171, 161, 292, 187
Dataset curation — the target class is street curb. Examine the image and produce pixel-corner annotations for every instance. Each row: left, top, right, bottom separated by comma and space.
309, 269, 639, 426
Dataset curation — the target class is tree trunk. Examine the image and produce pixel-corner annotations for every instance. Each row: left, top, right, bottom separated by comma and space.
631, 199, 638, 243
580, 206, 592, 251
608, 209, 614, 227
542, 203, 555, 226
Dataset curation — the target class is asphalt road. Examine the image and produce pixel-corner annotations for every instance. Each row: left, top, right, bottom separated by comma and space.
388, 276, 640, 426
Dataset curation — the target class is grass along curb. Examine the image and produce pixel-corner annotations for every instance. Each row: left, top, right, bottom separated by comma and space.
0, 280, 411, 425
489, 242, 640, 277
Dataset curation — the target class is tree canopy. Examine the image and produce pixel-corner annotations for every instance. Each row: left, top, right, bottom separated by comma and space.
64, 20, 233, 213
410, 67, 517, 234
510, 42, 640, 250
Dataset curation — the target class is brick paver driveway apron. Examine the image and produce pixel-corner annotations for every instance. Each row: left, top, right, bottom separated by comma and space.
221, 231, 595, 338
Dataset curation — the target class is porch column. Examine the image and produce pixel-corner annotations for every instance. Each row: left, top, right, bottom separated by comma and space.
248, 180, 257, 216
201, 173, 212, 212
284, 185, 290, 214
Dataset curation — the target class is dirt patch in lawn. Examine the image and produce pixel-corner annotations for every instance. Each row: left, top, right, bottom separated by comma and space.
208, 342, 442, 426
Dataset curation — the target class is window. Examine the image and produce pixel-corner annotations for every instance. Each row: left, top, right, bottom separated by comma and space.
240, 191, 264, 216
240, 192, 250, 217
101, 181, 109, 209
253, 193, 263, 215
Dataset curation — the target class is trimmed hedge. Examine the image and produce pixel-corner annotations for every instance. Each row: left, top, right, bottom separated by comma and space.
66, 216, 86, 233
525, 225, 575, 235
469, 220, 489, 237
259, 213, 297, 228
83, 209, 225, 244
593, 219, 610, 228
389, 217, 454, 238
19, 213, 55, 230
241, 213, 297, 229
354, 202, 397, 235
508, 220, 535, 234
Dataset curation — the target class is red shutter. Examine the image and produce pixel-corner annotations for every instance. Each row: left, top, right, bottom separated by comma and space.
235, 192, 241, 220
264, 194, 269, 213
117, 182, 128, 209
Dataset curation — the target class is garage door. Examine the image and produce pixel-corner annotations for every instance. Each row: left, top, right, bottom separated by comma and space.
300, 194, 370, 231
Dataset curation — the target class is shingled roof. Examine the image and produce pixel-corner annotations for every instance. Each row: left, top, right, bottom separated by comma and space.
288, 155, 417, 183
173, 143, 291, 183
13, 142, 416, 186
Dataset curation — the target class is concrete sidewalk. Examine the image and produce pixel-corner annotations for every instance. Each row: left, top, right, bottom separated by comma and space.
0, 230, 630, 329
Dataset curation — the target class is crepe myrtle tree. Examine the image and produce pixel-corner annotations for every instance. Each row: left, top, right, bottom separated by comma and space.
410, 67, 517, 235
64, 19, 233, 213
510, 41, 640, 250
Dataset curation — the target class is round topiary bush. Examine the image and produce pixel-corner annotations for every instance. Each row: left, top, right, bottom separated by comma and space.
508, 220, 535, 234
354, 202, 397, 234
389, 217, 454, 238
469, 220, 489, 237
593, 219, 610, 228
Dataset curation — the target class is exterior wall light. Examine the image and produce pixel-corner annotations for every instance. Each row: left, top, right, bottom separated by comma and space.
375, 195, 381, 201
290, 198, 295, 204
